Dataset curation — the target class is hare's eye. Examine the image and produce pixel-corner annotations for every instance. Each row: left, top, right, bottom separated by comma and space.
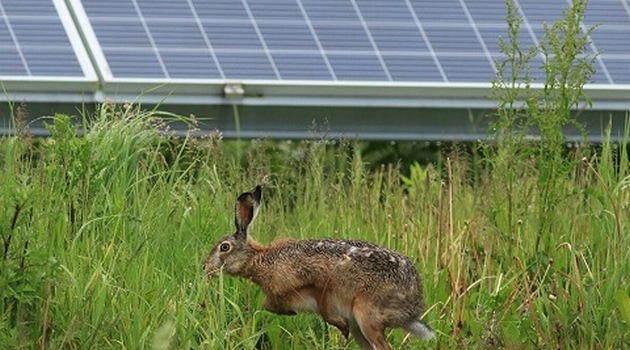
219, 243, 231, 252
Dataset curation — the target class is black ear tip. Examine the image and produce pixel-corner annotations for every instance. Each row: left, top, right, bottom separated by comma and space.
253, 185, 262, 199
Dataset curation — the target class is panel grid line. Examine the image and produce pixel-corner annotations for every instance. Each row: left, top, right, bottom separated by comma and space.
349, 0, 393, 81
564, 0, 613, 84
580, 27, 614, 84
458, 0, 498, 76
620, 0, 630, 20
402, 0, 448, 82
240, 0, 281, 80
202, 48, 492, 57
294, 0, 337, 80
186, 0, 225, 79
130, 0, 170, 78
0, 2, 31, 75
513, 0, 544, 68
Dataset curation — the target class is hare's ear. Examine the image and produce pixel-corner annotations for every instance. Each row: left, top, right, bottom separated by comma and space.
233, 185, 262, 241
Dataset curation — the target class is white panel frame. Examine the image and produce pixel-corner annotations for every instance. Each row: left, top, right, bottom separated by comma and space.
64, 0, 111, 81
95, 79, 630, 111
54, 0, 98, 80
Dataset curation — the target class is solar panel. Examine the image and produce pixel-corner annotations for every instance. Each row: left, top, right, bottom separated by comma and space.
2, 0, 626, 86
74, 0, 628, 85
0, 0, 89, 78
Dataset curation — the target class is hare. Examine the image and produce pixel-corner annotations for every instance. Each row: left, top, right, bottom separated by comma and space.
203, 185, 434, 350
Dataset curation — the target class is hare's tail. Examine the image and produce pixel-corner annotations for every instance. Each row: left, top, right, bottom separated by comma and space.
404, 320, 435, 340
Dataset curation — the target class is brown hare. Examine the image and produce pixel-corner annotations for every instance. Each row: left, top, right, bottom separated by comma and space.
203, 185, 434, 350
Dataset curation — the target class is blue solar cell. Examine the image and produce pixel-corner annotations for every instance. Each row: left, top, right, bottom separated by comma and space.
105, 49, 164, 77
247, 0, 304, 20
355, 0, 416, 23
438, 55, 495, 82
2, 0, 56, 16
312, 23, 374, 51
191, 0, 249, 20
91, 19, 153, 47
300, 0, 359, 22
591, 27, 630, 55
257, 22, 319, 50
21, 47, 83, 76
272, 52, 333, 80
477, 25, 538, 56
327, 53, 388, 81
463, 0, 508, 24
202, 21, 264, 50
604, 58, 630, 84
382, 54, 443, 82
518, 0, 565, 24
0, 20, 13, 46
410, 0, 468, 23
369, 24, 429, 52
147, 20, 207, 48
423, 24, 485, 54
492, 54, 546, 83
0, 48, 27, 76
160, 50, 221, 79
11, 18, 76, 46
590, 63, 611, 84
584, 1, 630, 26
215, 51, 277, 79
136, 0, 194, 19
82, 0, 137, 18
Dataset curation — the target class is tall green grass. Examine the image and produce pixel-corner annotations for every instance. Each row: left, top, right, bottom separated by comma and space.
1, 102, 628, 349
2, 2, 629, 348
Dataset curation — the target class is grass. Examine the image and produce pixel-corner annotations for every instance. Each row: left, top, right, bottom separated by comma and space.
0, 103, 628, 349
1, 2, 628, 347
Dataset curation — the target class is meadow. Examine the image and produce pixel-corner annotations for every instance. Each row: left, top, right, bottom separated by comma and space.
2, 1, 629, 348
0, 101, 628, 349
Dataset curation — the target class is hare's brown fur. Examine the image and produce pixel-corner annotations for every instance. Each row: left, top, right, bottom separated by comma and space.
203, 186, 434, 350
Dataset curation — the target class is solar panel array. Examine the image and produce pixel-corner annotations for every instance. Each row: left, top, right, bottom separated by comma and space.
1, 0, 629, 84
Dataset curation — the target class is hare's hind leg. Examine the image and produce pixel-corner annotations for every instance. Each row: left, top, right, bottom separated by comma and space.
352, 298, 392, 350
348, 319, 372, 350
320, 311, 349, 338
